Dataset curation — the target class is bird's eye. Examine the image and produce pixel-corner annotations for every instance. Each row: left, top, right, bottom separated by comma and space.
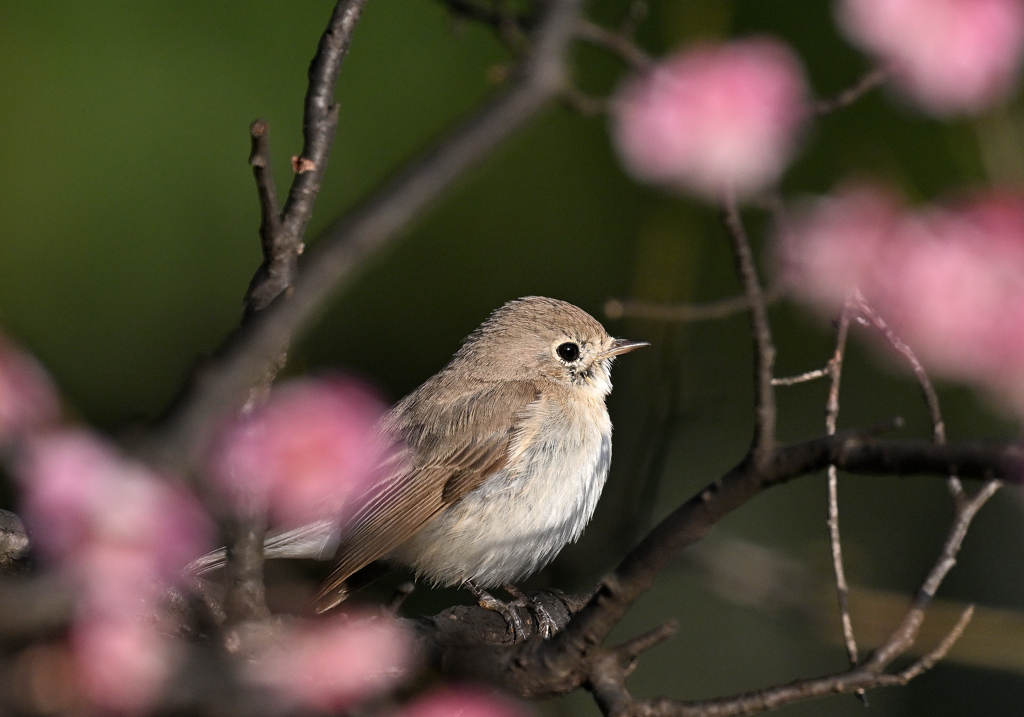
556, 342, 581, 362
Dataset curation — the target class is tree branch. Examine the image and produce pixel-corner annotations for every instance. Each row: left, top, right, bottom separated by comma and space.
722, 195, 776, 468
824, 299, 859, 672
814, 67, 887, 115
146, 0, 581, 475
411, 432, 1022, 696
605, 287, 783, 324
213, 0, 373, 629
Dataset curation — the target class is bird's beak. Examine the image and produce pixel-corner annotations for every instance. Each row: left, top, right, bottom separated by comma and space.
600, 338, 650, 359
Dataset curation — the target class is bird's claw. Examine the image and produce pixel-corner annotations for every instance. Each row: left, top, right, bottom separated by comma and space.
468, 581, 528, 642
503, 583, 562, 639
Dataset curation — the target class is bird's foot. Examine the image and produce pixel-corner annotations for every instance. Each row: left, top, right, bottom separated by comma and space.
467, 580, 527, 642
502, 583, 563, 639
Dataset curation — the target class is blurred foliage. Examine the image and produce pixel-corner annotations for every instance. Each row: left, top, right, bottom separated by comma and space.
1, 1, 1023, 715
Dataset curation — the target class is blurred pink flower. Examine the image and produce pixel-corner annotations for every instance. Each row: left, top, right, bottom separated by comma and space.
401, 686, 531, 717
837, 0, 1024, 114
249, 614, 411, 712
610, 38, 810, 201
71, 615, 177, 715
0, 334, 61, 445
777, 184, 904, 311
19, 430, 212, 579
780, 184, 1024, 415
209, 376, 389, 526
16, 430, 212, 713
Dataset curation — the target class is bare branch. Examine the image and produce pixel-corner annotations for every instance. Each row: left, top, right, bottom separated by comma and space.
222, 515, 271, 625
563, 86, 610, 115
575, 17, 652, 70
586, 473, 998, 715
431, 431, 1020, 698
825, 301, 858, 670
771, 368, 829, 386
248, 121, 283, 259
613, 620, 678, 668
592, 481, 991, 715
280, 0, 370, 247
617, 0, 648, 39
213, 0, 373, 630
243, 120, 287, 316
721, 194, 776, 467
146, 0, 581, 474
897, 604, 975, 683
852, 292, 965, 502
868, 479, 1000, 667
814, 67, 887, 115
606, 287, 783, 324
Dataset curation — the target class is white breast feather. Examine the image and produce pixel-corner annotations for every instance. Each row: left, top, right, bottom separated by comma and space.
391, 394, 613, 587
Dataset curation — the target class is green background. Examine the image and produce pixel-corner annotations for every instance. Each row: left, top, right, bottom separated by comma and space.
2, 1, 1023, 715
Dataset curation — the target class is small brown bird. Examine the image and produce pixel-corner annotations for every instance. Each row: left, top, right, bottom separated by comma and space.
194, 297, 647, 635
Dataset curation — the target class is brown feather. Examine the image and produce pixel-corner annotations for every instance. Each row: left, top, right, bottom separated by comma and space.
313, 379, 540, 609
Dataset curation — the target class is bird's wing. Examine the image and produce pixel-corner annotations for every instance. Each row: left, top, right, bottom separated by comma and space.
314, 379, 540, 610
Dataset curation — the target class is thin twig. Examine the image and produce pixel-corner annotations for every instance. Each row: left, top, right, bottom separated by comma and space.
851, 291, 964, 502
617, 0, 648, 38
825, 300, 858, 672
606, 286, 783, 323
576, 480, 997, 716
612, 620, 678, 667
896, 604, 974, 682
439, 0, 535, 34
220, 0, 371, 627
814, 67, 887, 115
147, 0, 581, 474
771, 368, 829, 386
868, 479, 1000, 667
575, 17, 652, 69
721, 193, 776, 467
474, 432, 1021, 700
563, 86, 609, 115
280, 0, 370, 246
248, 120, 283, 263
244, 120, 289, 317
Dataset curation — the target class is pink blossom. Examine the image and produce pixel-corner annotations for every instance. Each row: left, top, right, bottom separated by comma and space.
837, 0, 1024, 114
71, 616, 177, 715
18, 430, 212, 579
780, 184, 1024, 415
16, 430, 210, 713
777, 184, 904, 311
248, 614, 411, 712
0, 334, 61, 445
610, 38, 810, 201
400, 687, 532, 717
209, 376, 389, 526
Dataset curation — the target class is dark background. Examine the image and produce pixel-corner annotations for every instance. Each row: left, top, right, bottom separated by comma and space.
1, 2, 1023, 715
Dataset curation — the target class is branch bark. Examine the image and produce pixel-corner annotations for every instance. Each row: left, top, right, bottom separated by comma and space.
411, 432, 1022, 696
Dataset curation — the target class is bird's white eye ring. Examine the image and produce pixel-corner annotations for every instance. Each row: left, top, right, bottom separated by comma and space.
556, 342, 581, 362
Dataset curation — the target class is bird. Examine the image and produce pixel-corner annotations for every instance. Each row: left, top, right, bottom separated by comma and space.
192, 297, 647, 637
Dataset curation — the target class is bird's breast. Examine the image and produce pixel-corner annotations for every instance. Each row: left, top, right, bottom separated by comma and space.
390, 396, 613, 587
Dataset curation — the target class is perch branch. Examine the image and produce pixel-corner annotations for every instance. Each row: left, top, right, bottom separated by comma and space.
420, 432, 1021, 698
